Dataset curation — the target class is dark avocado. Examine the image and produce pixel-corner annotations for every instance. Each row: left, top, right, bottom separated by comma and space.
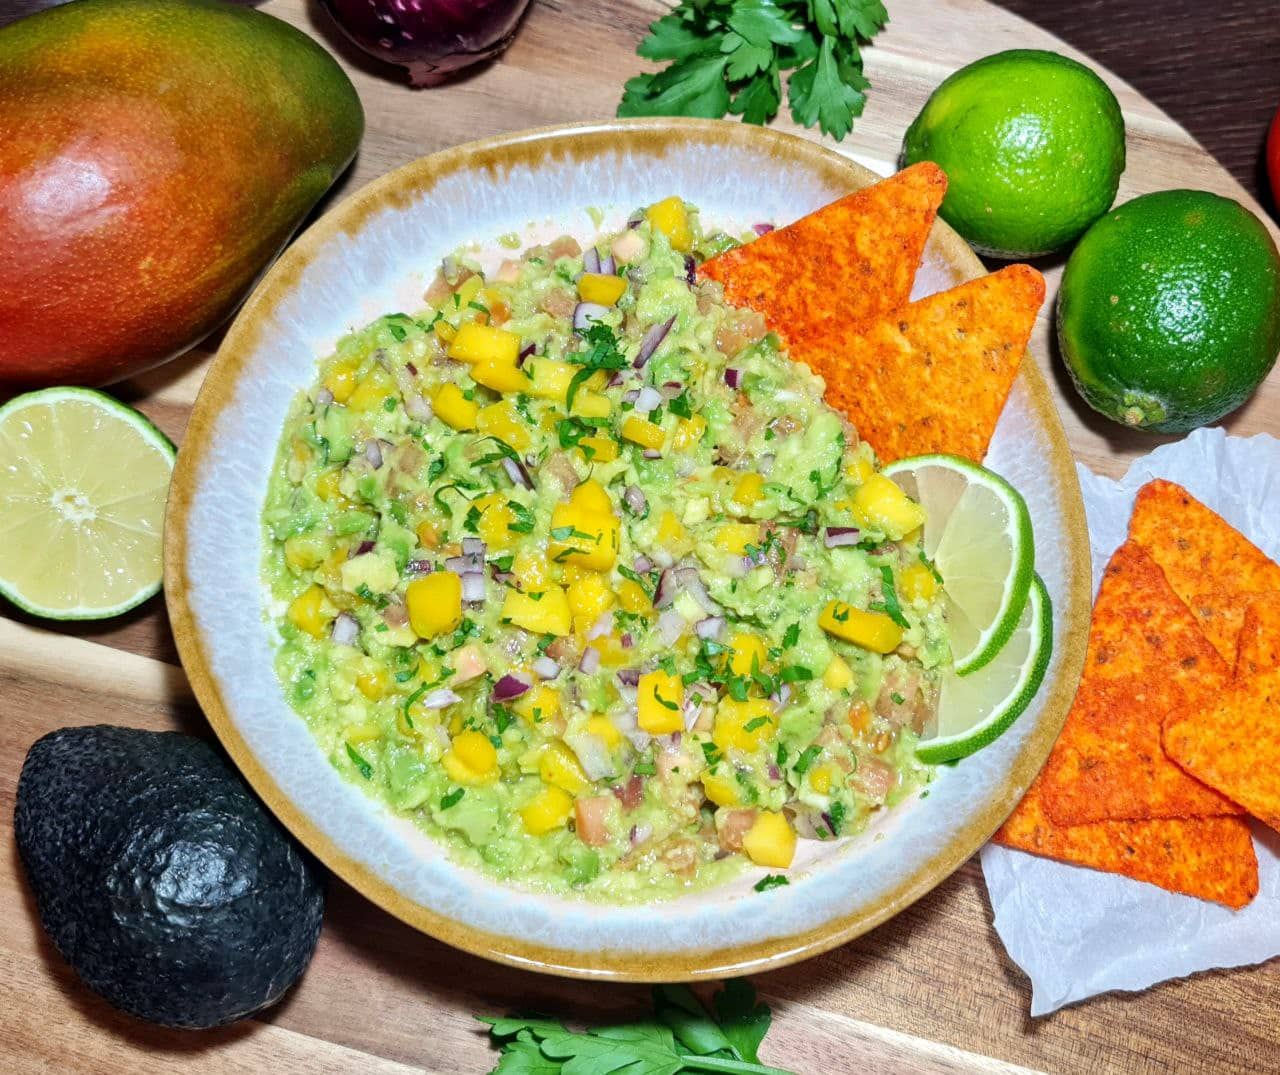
15, 726, 325, 1029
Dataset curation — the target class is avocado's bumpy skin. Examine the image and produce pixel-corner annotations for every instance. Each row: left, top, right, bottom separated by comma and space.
14, 726, 325, 1029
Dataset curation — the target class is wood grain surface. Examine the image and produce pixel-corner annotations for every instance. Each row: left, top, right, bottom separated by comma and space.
4, 1, 1280, 1072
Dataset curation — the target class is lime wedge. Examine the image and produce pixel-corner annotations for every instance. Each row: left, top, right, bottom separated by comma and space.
883, 453, 1034, 675
0, 388, 175, 620
916, 573, 1052, 763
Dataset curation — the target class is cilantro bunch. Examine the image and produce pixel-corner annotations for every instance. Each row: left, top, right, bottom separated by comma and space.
481, 979, 795, 1073
618, 0, 889, 141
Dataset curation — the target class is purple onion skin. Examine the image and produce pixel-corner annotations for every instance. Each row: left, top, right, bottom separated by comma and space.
320, 0, 532, 87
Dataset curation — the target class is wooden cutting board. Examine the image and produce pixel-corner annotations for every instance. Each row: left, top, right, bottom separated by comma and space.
3, 2, 1278, 1072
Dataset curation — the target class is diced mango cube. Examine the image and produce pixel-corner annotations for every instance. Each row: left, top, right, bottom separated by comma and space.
713, 698, 776, 753
539, 741, 590, 794
733, 472, 765, 506
572, 480, 613, 515
323, 358, 361, 404
819, 601, 903, 653
470, 358, 530, 394
356, 665, 390, 700
822, 654, 853, 691
637, 670, 684, 734
672, 415, 706, 452
344, 722, 382, 745
727, 632, 767, 676
617, 578, 652, 614
570, 389, 612, 419
284, 533, 326, 571
406, 572, 463, 638
576, 435, 619, 463
701, 769, 742, 807
846, 455, 875, 485
578, 272, 628, 306
433, 382, 478, 430
514, 684, 561, 725
621, 415, 665, 451
315, 468, 346, 503
415, 520, 440, 548
742, 811, 796, 868
447, 322, 521, 366
442, 729, 498, 785
347, 366, 396, 412
850, 474, 926, 540
502, 585, 572, 636
519, 785, 574, 835
454, 273, 484, 309
473, 492, 516, 550
899, 561, 940, 603
567, 570, 615, 623
434, 319, 456, 345
657, 510, 690, 553
548, 499, 620, 571
477, 399, 532, 452
512, 549, 549, 593
809, 764, 837, 795
646, 196, 692, 252
586, 715, 622, 750
715, 522, 760, 557
287, 585, 333, 639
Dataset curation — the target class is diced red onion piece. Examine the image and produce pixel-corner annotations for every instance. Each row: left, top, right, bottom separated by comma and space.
501, 456, 534, 490
331, 611, 360, 646
461, 572, 486, 603
445, 554, 477, 575
634, 315, 675, 368
627, 211, 644, 229
404, 558, 432, 576
630, 822, 652, 847
768, 764, 782, 782
607, 370, 625, 388
462, 537, 486, 558
533, 656, 560, 680
405, 361, 418, 376
634, 386, 662, 413
405, 393, 433, 422
753, 222, 775, 236
600, 254, 617, 276
622, 388, 641, 405
492, 673, 531, 701
573, 302, 609, 334
771, 684, 792, 707
620, 632, 633, 649
633, 554, 653, 574
419, 688, 461, 710
364, 440, 383, 469
616, 667, 642, 688
354, 540, 376, 556
316, 387, 334, 408
517, 342, 537, 365
660, 380, 682, 400
724, 368, 742, 389
624, 483, 650, 519
694, 616, 725, 641
586, 611, 614, 641
683, 255, 696, 284
566, 732, 614, 781
824, 526, 862, 548
583, 247, 600, 274
655, 565, 722, 616
642, 449, 661, 460
579, 646, 602, 674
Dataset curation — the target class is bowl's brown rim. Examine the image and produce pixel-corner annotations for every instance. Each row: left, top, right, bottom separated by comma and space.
164, 116, 1091, 982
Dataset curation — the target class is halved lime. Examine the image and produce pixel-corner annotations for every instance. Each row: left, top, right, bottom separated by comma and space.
916, 573, 1052, 764
0, 388, 175, 620
883, 453, 1034, 675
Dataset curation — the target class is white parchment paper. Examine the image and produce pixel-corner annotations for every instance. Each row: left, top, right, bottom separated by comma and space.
981, 426, 1280, 1016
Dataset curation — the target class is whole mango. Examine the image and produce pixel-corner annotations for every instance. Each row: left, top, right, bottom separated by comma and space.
0, 0, 363, 387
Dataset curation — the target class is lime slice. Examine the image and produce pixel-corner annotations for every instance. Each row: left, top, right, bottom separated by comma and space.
917, 573, 1052, 764
0, 388, 175, 620
883, 453, 1034, 675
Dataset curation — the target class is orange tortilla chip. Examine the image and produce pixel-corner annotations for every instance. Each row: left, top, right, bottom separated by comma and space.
698, 162, 947, 353
994, 773, 1259, 909
1184, 590, 1249, 664
1164, 666, 1280, 835
814, 264, 1045, 463
1236, 592, 1280, 678
1129, 480, 1280, 662
1040, 541, 1240, 825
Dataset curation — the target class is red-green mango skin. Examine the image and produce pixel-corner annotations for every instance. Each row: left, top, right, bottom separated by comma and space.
0, 0, 364, 387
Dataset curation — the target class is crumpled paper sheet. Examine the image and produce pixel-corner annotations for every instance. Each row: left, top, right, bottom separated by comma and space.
981, 426, 1280, 1016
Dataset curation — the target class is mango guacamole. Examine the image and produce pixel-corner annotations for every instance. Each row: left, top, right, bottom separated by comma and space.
263, 199, 949, 899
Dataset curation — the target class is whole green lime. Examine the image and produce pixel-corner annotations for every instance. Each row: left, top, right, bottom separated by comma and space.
902, 49, 1125, 258
1058, 189, 1280, 433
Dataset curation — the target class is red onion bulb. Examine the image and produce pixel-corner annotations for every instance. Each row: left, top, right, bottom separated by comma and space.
320, 0, 532, 87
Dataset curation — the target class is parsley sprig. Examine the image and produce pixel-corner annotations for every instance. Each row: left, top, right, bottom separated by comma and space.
619, 1, 889, 141
482, 980, 792, 1074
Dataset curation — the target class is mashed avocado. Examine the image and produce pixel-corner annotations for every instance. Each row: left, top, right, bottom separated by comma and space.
263, 200, 949, 900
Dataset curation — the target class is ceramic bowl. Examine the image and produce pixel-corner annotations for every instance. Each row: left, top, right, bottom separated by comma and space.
166, 118, 1090, 981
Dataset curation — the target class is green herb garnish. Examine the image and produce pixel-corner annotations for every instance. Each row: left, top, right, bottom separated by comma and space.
345, 743, 373, 780
877, 565, 910, 628
440, 787, 465, 810
753, 874, 790, 893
